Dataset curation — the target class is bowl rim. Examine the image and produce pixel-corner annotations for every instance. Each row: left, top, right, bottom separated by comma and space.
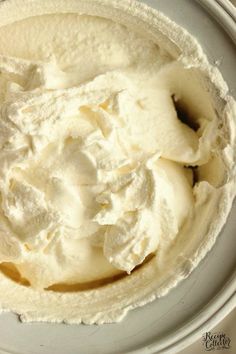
137, 2, 236, 351
132, 269, 236, 353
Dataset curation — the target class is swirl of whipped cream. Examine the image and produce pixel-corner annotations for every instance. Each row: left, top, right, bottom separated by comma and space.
0, 53, 200, 288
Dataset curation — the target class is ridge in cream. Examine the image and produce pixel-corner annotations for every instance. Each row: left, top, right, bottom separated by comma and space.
0, 0, 235, 324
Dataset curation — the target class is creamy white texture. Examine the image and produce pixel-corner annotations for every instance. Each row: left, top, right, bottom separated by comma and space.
0, 53, 196, 288
0, 0, 235, 324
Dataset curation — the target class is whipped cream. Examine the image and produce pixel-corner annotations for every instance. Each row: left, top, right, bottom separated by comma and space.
0, 0, 235, 324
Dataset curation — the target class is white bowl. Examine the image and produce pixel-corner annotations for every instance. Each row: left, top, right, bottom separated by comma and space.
0, 0, 235, 353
